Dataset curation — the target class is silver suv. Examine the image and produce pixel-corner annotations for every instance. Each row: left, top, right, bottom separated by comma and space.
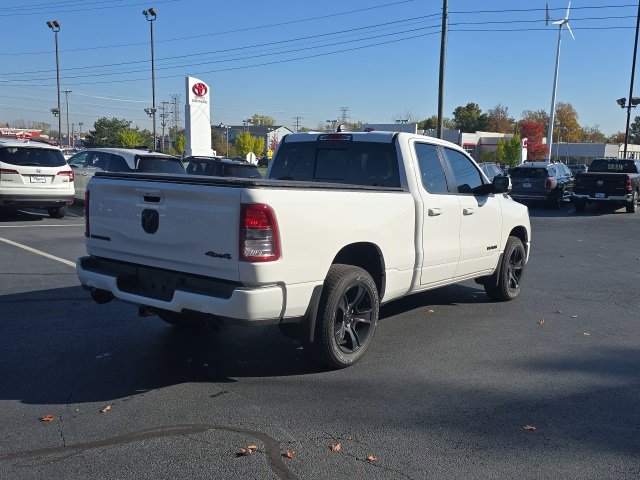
68, 147, 184, 199
0, 139, 74, 218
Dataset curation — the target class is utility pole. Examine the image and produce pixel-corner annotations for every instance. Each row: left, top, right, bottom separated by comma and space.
623, 0, 640, 158
160, 100, 170, 152
293, 116, 302, 132
437, 0, 448, 139
339, 106, 350, 125
63, 89, 72, 147
170, 94, 182, 149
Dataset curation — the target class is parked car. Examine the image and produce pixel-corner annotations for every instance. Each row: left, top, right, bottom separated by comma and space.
0, 139, 74, 218
257, 156, 269, 167
478, 162, 506, 181
573, 158, 640, 213
60, 148, 80, 161
68, 148, 184, 199
568, 164, 588, 175
509, 161, 574, 208
184, 156, 262, 178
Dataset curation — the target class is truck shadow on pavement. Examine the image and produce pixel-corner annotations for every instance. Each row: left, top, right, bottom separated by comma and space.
0, 283, 492, 406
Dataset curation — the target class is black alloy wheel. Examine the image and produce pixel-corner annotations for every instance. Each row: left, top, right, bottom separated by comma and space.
484, 236, 526, 301
311, 264, 379, 369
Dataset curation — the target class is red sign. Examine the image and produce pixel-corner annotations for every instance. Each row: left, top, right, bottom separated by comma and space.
192, 83, 208, 97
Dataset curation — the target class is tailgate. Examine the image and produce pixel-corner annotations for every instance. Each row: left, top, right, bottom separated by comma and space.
575, 173, 629, 195
87, 176, 243, 281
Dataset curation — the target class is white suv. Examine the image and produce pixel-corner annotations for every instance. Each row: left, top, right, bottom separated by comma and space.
68, 147, 184, 199
0, 139, 75, 218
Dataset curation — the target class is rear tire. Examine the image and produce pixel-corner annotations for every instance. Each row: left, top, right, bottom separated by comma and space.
548, 192, 562, 209
311, 264, 379, 369
484, 236, 526, 302
626, 191, 638, 213
48, 205, 67, 218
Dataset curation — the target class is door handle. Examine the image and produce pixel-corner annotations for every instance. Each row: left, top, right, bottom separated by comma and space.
428, 208, 442, 216
463, 207, 475, 215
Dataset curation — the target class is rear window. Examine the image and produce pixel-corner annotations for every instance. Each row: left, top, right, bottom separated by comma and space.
510, 167, 549, 177
0, 146, 66, 167
224, 164, 261, 178
136, 156, 185, 174
588, 159, 638, 174
270, 140, 400, 187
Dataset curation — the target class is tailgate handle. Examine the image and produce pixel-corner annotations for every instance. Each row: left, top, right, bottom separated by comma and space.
143, 194, 161, 203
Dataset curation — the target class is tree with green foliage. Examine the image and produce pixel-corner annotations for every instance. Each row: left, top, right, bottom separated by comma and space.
250, 114, 276, 126
118, 128, 145, 147
495, 139, 506, 162
418, 115, 454, 131
175, 134, 186, 157
234, 131, 265, 157
84, 118, 132, 147
553, 102, 581, 142
628, 116, 640, 145
503, 134, 522, 166
452, 103, 488, 132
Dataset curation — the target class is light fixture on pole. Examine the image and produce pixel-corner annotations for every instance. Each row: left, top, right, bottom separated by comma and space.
545, 2, 575, 162
46, 20, 62, 147
219, 123, 229, 157
63, 90, 72, 147
143, 7, 157, 151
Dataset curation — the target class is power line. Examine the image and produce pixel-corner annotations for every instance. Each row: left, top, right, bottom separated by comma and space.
0, 0, 180, 18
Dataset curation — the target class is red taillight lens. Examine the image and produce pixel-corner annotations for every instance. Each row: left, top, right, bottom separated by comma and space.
0, 168, 19, 175
57, 170, 75, 182
545, 177, 555, 190
240, 204, 280, 262
84, 190, 90, 238
625, 178, 633, 191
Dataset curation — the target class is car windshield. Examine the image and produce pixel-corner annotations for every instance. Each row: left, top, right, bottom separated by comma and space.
510, 167, 548, 177
136, 156, 185, 174
588, 159, 638, 173
0, 146, 66, 167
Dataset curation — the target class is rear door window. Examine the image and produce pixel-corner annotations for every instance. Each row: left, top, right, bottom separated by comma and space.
107, 154, 132, 172
511, 168, 548, 177
136, 156, 185, 174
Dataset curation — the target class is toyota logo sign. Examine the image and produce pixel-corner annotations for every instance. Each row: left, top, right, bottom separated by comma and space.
192, 83, 208, 97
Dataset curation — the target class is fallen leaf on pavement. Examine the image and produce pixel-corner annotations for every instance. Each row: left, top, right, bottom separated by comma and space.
237, 445, 258, 457
330, 442, 342, 453
555, 310, 562, 314
523, 425, 536, 431
571, 315, 578, 318
427, 309, 434, 314
583, 332, 591, 336
367, 454, 378, 462
537, 319, 545, 326
282, 450, 295, 459
40, 415, 55, 422
99, 405, 112, 413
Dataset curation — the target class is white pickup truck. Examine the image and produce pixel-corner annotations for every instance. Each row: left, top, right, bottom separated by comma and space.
77, 130, 531, 368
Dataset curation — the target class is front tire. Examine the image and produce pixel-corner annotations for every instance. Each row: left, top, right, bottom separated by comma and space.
626, 191, 638, 213
311, 264, 379, 369
484, 236, 526, 302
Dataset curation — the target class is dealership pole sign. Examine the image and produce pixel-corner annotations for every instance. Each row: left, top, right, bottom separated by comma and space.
184, 76, 214, 157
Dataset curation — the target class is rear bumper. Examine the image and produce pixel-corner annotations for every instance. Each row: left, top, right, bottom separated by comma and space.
573, 193, 632, 202
76, 256, 285, 324
509, 192, 554, 202
0, 193, 74, 207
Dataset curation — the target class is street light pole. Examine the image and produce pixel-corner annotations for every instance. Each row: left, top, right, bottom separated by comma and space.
143, 8, 157, 151
219, 123, 229, 157
623, 0, 640, 158
63, 90, 72, 147
46, 20, 62, 147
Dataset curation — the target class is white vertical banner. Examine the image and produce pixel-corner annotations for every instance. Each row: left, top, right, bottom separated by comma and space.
184, 76, 213, 157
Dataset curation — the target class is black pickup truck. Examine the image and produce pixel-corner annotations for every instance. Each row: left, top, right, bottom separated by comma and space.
573, 158, 640, 213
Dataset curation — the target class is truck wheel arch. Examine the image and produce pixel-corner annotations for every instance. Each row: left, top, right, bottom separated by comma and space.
331, 242, 385, 300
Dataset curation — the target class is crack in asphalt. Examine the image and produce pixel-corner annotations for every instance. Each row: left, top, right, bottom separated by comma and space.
0, 424, 298, 480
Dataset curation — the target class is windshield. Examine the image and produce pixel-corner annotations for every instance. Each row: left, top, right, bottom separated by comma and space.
588, 159, 638, 174
510, 167, 548, 177
136, 156, 185, 174
0, 146, 66, 167
225, 164, 261, 178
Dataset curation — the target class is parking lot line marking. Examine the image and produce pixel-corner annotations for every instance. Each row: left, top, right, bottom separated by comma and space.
0, 224, 84, 228
0, 236, 76, 268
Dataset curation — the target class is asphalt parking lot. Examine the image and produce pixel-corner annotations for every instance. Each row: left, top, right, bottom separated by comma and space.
1, 201, 639, 480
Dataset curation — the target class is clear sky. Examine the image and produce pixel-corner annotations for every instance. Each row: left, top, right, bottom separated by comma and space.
0, 0, 638, 135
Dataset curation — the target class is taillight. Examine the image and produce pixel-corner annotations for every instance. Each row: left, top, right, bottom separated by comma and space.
84, 190, 90, 238
0, 168, 19, 175
625, 178, 633, 191
240, 204, 280, 262
57, 170, 74, 182
545, 177, 555, 190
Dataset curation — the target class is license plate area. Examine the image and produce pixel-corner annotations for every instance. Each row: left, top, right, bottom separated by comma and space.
118, 266, 179, 301
30, 176, 47, 183
595, 193, 606, 198
522, 182, 531, 188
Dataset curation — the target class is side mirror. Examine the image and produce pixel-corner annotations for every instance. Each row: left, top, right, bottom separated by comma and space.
493, 175, 511, 193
